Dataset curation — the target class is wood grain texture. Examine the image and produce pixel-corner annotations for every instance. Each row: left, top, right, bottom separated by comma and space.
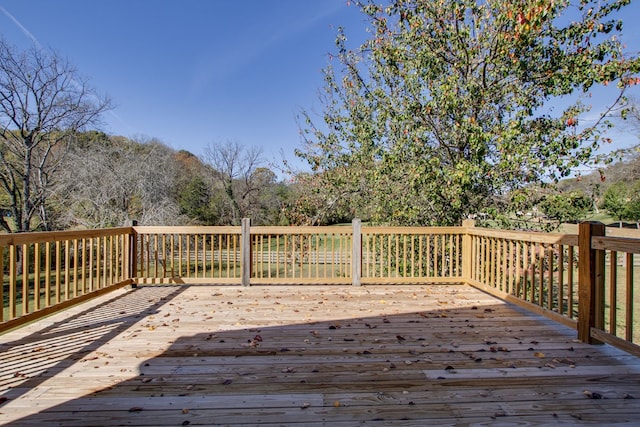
1, 284, 639, 426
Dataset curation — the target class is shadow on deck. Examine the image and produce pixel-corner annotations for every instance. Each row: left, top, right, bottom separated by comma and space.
1, 285, 639, 426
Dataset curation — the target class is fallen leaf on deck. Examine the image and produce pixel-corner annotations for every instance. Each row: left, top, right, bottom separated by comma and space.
583, 390, 602, 399
534, 352, 545, 358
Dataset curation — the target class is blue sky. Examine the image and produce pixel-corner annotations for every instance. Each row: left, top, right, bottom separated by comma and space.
0, 0, 366, 172
0, 0, 638, 176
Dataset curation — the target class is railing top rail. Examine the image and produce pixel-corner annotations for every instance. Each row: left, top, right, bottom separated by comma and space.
362, 226, 464, 234
0, 227, 134, 246
468, 226, 578, 246
134, 226, 241, 234
606, 227, 640, 238
592, 235, 640, 254
251, 225, 352, 234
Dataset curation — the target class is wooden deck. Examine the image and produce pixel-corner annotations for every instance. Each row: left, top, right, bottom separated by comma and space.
1, 284, 639, 426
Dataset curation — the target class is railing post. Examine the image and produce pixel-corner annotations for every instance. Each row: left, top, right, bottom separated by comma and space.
462, 219, 475, 284
128, 220, 138, 287
241, 218, 251, 287
578, 221, 605, 344
352, 218, 362, 286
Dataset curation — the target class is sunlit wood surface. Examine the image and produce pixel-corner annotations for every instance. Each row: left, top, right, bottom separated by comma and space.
1, 284, 639, 426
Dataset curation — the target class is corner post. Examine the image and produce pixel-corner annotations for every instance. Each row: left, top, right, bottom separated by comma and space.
578, 221, 605, 343
128, 220, 138, 288
241, 218, 251, 287
352, 218, 362, 286
462, 219, 475, 284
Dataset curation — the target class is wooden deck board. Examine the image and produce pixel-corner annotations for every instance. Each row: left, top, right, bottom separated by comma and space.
1, 284, 639, 426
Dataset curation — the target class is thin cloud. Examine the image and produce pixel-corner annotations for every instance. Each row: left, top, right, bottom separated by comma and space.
0, 5, 133, 136
187, 3, 345, 100
0, 6, 41, 48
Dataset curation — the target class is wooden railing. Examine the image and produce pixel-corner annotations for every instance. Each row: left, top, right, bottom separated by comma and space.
1, 220, 639, 355
466, 221, 640, 354
247, 221, 466, 285
133, 226, 242, 285
250, 225, 353, 285
466, 225, 580, 328
360, 225, 464, 284
1, 227, 134, 332
583, 224, 640, 354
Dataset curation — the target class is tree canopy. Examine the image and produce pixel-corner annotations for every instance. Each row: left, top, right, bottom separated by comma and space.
296, 0, 640, 226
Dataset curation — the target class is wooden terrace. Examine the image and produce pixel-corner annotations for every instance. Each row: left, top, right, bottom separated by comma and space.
1, 220, 640, 425
2, 284, 640, 426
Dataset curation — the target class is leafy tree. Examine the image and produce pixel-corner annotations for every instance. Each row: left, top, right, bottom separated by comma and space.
0, 40, 112, 232
202, 141, 283, 225
173, 150, 219, 224
249, 167, 284, 225
601, 179, 640, 221
539, 191, 592, 223
623, 181, 640, 222
176, 176, 217, 224
601, 180, 629, 220
282, 171, 356, 225
296, 0, 639, 226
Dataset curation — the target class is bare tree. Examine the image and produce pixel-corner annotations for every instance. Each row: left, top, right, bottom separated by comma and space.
55, 134, 186, 228
201, 141, 263, 225
625, 96, 640, 135
0, 39, 112, 232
